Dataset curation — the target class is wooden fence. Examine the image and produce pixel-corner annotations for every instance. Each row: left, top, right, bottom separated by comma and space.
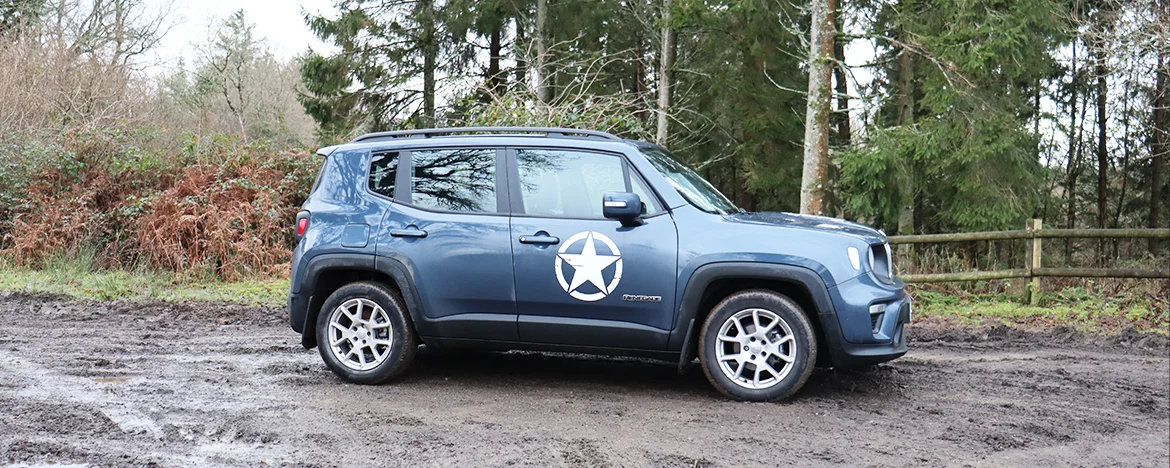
887, 219, 1170, 305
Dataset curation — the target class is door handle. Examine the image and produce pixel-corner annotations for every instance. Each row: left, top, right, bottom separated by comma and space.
519, 235, 559, 245
390, 228, 428, 238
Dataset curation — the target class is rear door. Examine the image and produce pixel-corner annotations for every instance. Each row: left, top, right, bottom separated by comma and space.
372, 146, 518, 341
507, 147, 679, 350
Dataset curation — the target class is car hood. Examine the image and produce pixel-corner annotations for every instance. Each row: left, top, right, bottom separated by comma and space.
725, 211, 886, 244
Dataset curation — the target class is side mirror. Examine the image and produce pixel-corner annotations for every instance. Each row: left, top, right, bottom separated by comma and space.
603, 192, 643, 226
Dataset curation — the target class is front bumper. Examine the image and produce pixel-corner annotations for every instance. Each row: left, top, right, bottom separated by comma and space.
820, 273, 911, 368
819, 299, 910, 367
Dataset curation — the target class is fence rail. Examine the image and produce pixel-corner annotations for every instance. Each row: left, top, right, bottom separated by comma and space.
888, 228, 1169, 244
887, 220, 1169, 304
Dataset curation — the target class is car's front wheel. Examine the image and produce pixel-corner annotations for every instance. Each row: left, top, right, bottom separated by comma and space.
698, 289, 817, 401
316, 281, 416, 384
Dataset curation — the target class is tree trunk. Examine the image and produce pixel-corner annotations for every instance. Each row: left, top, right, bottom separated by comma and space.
1112, 77, 1132, 258
1064, 36, 1080, 261
487, 13, 504, 95
828, 31, 848, 219
1114, 76, 1132, 229
1039, 87, 1055, 222
634, 27, 646, 105
112, 0, 126, 66
895, 42, 915, 235
831, 17, 850, 146
1151, 50, 1168, 251
656, 0, 675, 145
1094, 39, 1108, 264
514, 17, 526, 90
534, 0, 550, 103
799, 0, 834, 215
421, 0, 436, 126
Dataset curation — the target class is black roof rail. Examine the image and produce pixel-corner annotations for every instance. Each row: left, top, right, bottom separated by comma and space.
350, 127, 623, 143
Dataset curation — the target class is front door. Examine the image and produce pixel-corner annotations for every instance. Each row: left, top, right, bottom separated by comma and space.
507, 148, 678, 350
373, 147, 518, 341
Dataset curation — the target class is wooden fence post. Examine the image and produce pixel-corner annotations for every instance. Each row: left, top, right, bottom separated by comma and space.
1029, 218, 1042, 306
889, 227, 1168, 284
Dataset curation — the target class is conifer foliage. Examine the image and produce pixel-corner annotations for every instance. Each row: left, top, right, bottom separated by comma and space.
300, 0, 1167, 240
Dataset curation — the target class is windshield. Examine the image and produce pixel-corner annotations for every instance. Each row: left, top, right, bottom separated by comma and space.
641, 148, 739, 215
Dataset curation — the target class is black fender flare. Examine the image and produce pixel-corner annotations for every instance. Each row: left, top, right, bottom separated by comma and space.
667, 262, 840, 365
295, 253, 429, 348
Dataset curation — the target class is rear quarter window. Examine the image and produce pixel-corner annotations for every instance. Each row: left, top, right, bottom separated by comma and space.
309, 156, 331, 196
368, 151, 400, 198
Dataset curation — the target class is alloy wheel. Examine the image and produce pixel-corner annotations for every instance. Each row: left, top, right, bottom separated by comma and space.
327, 298, 394, 371
714, 308, 796, 389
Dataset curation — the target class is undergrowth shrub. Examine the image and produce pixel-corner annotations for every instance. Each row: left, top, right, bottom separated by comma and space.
0, 130, 317, 280
3, 129, 163, 266
134, 138, 316, 280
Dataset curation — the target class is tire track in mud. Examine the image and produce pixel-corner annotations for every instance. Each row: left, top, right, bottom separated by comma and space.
0, 351, 164, 439
0, 292, 1166, 467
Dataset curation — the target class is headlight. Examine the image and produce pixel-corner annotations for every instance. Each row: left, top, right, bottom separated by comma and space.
885, 243, 894, 277
847, 247, 861, 270
868, 243, 894, 284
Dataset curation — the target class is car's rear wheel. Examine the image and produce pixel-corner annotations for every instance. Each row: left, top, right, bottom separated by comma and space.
316, 281, 416, 384
698, 289, 817, 401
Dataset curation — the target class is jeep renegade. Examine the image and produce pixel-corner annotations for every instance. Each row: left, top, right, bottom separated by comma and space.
287, 127, 910, 401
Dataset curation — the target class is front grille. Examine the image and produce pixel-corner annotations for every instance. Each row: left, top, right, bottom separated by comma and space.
869, 243, 894, 284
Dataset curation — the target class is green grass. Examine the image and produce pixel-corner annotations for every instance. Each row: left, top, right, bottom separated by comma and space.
0, 263, 288, 305
913, 289, 1169, 335
1, 255, 1165, 336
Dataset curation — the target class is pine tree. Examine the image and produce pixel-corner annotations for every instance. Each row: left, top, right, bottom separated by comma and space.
300, 0, 454, 142
838, 0, 1067, 232
0, 0, 45, 38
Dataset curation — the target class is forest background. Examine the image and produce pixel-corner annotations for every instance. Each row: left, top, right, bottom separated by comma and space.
0, 0, 1165, 327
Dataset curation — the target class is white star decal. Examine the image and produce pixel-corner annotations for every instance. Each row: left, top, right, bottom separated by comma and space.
554, 231, 623, 301
558, 232, 621, 294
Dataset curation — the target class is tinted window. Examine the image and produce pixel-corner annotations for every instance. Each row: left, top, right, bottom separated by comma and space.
517, 149, 625, 218
411, 148, 497, 213
368, 151, 399, 198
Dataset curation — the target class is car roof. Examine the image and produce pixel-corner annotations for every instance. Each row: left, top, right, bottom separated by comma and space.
316, 127, 662, 157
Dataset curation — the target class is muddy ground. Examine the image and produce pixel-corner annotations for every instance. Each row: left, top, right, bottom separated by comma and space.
0, 292, 1167, 467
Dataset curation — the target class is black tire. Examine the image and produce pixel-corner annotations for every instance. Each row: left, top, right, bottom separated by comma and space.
315, 281, 417, 385
698, 289, 817, 401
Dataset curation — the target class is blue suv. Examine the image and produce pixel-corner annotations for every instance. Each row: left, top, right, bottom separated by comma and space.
288, 127, 910, 401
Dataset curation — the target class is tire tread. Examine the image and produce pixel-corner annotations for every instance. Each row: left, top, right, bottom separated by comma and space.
316, 281, 417, 385
697, 289, 818, 401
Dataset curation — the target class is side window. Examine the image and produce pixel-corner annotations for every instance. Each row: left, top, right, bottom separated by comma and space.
629, 171, 661, 216
367, 151, 399, 198
516, 149, 625, 219
411, 148, 498, 213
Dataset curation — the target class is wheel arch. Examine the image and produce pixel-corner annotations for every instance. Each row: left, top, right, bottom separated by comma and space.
670, 262, 838, 370
297, 254, 426, 348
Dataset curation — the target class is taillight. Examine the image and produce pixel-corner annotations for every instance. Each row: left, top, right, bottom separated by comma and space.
296, 215, 310, 236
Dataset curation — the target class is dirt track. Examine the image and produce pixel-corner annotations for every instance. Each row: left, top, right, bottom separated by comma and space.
0, 292, 1167, 467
